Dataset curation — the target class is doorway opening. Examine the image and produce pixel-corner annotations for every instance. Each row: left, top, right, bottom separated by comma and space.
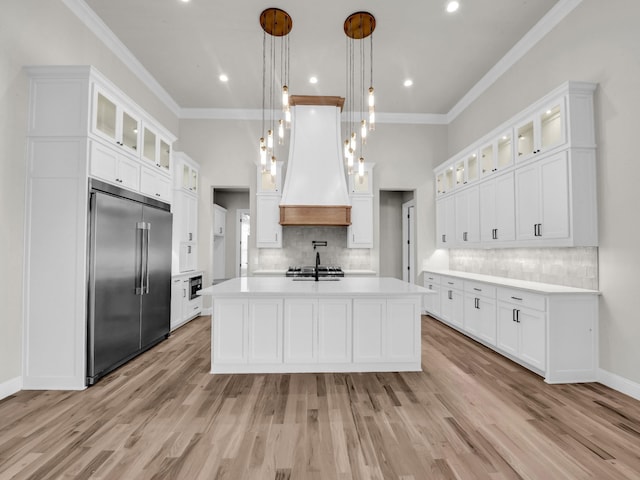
237, 209, 250, 277
211, 188, 250, 283
379, 190, 416, 282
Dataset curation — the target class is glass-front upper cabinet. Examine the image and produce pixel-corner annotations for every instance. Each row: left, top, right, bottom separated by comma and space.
92, 87, 140, 157
515, 98, 566, 162
480, 130, 513, 177
435, 165, 455, 196
452, 150, 479, 188
256, 162, 283, 193
142, 124, 172, 174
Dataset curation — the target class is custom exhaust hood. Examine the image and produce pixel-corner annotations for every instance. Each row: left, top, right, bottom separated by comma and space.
279, 96, 352, 226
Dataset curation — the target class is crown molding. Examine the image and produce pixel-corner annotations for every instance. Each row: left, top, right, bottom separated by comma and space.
446, 0, 583, 123
61, 0, 181, 117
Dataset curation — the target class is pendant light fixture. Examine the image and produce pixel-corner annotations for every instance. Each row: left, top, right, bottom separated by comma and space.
344, 11, 376, 178
258, 8, 292, 177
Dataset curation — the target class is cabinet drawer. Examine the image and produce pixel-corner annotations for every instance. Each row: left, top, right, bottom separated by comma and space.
423, 273, 441, 285
441, 276, 462, 290
497, 287, 545, 311
464, 280, 496, 298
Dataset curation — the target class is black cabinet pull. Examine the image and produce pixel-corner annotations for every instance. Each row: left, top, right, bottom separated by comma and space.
537, 223, 542, 236
448, 282, 454, 285
516, 309, 520, 323
473, 287, 481, 292
442, 234, 446, 243
511, 296, 523, 301
512, 308, 517, 322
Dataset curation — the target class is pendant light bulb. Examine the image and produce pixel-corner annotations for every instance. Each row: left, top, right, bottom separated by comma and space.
270, 156, 277, 176
358, 157, 365, 177
344, 140, 350, 158
361, 120, 367, 141
259, 138, 267, 167
282, 85, 289, 109
267, 129, 273, 149
369, 110, 376, 131
285, 106, 291, 127
350, 132, 356, 150
368, 87, 375, 107
278, 120, 284, 144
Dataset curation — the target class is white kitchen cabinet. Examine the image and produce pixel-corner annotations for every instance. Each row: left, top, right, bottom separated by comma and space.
515, 99, 566, 163
439, 276, 464, 329
142, 124, 172, 175
174, 151, 199, 194
89, 140, 140, 191
318, 299, 352, 363
423, 273, 441, 317
479, 171, 515, 243
170, 273, 203, 331
284, 299, 318, 363
436, 195, 455, 248
480, 131, 513, 178
256, 194, 282, 248
348, 162, 374, 195
91, 86, 140, 157
213, 204, 226, 237
453, 149, 480, 188
515, 151, 569, 242
23, 66, 176, 390
435, 165, 455, 196
463, 281, 497, 346
386, 298, 420, 362
256, 162, 283, 194
140, 165, 171, 203
348, 195, 373, 248
497, 290, 546, 372
179, 243, 197, 273
454, 186, 480, 244
248, 299, 283, 363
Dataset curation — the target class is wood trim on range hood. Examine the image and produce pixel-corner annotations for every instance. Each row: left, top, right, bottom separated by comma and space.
280, 205, 351, 226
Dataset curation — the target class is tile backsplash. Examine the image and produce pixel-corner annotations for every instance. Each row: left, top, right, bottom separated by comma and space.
257, 226, 372, 270
449, 247, 598, 290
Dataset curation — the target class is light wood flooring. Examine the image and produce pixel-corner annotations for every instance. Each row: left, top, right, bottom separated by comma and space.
1, 315, 640, 479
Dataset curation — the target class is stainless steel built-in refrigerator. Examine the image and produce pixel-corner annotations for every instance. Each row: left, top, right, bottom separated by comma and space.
87, 179, 172, 385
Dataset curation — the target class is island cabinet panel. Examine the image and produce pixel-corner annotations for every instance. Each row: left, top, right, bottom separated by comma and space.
212, 299, 248, 364
318, 299, 352, 363
248, 299, 283, 363
386, 299, 421, 362
284, 299, 318, 363
353, 299, 387, 362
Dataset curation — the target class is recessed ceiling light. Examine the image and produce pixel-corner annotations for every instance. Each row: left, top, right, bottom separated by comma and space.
404, 79, 413, 87
309, 76, 318, 84
219, 74, 228, 82
180, 0, 190, 3
446, 1, 460, 13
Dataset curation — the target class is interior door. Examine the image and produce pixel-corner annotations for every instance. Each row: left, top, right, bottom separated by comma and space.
88, 191, 142, 380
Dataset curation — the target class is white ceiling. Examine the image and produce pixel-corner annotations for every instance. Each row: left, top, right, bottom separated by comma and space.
82, 0, 564, 116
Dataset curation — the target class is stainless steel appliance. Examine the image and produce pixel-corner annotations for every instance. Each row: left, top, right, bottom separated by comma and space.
189, 274, 202, 300
86, 179, 172, 385
285, 265, 344, 278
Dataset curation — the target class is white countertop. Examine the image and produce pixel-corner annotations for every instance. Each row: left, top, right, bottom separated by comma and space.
423, 269, 600, 294
199, 276, 432, 297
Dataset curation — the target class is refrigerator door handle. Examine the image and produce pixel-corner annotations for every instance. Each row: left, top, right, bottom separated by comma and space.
136, 222, 149, 295
145, 223, 151, 294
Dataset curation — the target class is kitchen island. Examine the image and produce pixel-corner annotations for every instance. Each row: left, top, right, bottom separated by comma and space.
199, 277, 431, 374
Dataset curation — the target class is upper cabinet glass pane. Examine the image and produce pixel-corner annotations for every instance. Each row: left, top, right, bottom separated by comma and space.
352, 172, 370, 193
455, 160, 465, 186
467, 153, 478, 182
261, 171, 277, 192
159, 139, 171, 171
96, 93, 116, 140
444, 167, 454, 192
497, 133, 512, 168
190, 169, 198, 192
182, 165, 190, 190
541, 104, 563, 149
481, 144, 493, 175
121, 111, 138, 151
517, 121, 534, 158
143, 128, 156, 163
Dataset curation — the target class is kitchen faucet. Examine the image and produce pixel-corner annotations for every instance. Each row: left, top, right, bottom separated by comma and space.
312, 240, 327, 282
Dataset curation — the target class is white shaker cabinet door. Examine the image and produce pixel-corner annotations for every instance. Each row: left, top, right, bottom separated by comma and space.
318, 299, 352, 363
248, 299, 283, 363
284, 299, 317, 363
213, 299, 248, 364
353, 299, 386, 362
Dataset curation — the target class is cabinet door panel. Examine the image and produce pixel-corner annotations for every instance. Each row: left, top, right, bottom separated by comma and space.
515, 164, 540, 240
213, 300, 247, 363
540, 153, 569, 239
423, 284, 440, 317
249, 299, 282, 363
518, 307, 546, 371
118, 156, 141, 191
479, 181, 496, 243
90, 142, 118, 183
497, 303, 519, 357
284, 299, 317, 363
348, 196, 373, 248
256, 195, 282, 248
353, 299, 386, 362
495, 173, 515, 242
477, 297, 497, 346
318, 299, 352, 363
387, 299, 419, 362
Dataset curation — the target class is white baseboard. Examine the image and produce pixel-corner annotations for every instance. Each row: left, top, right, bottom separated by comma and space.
201, 307, 212, 316
598, 368, 640, 401
0, 376, 22, 401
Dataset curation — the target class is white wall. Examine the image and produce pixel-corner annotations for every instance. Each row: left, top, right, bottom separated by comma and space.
447, 0, 640, 384
0, 0, 178, 387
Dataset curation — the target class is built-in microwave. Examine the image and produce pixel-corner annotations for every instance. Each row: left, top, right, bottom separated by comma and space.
189, 275, 202, 300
